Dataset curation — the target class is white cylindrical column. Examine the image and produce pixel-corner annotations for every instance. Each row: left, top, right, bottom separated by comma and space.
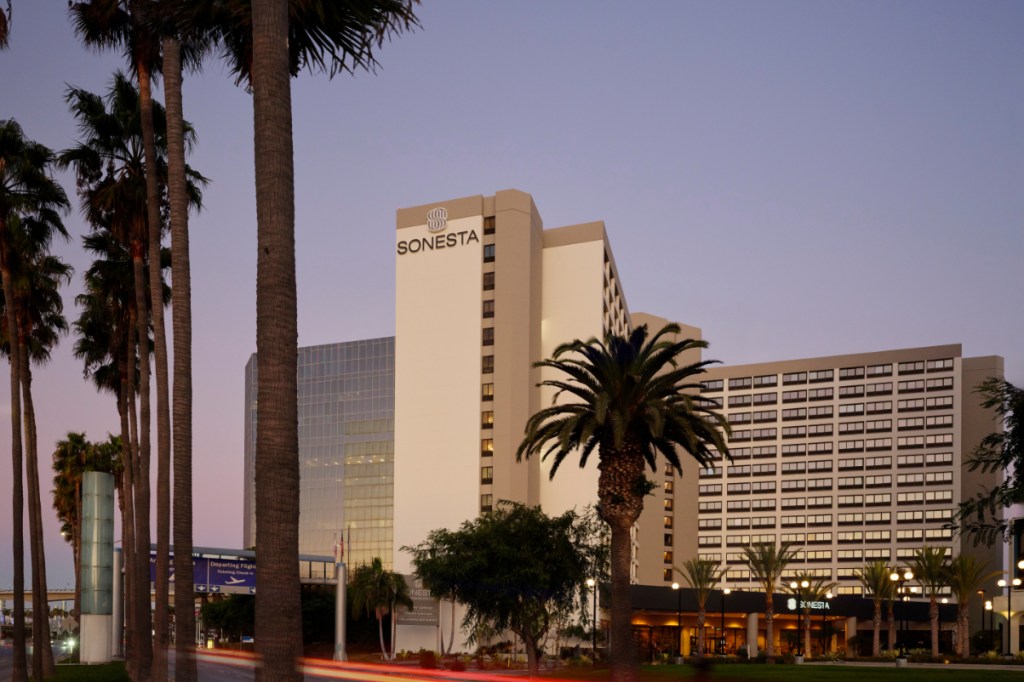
746, 612, 759, 657
845, 617, 857, 655
80, 472, 114, 664
334, 563, 347, 661
111, 547, 122, 658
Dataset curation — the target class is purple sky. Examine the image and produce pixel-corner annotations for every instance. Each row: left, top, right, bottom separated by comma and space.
1, 1, 1021, 590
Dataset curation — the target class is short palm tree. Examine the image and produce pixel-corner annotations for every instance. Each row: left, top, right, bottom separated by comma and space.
912, 546, 950, 657
518, 324, 730, 682
856, 560, 894, 656
947, 553, 999, 657
743, 542, 797, 658
785, 573, 836, 658
675, 559, 722, 657
349, 557, 413, 660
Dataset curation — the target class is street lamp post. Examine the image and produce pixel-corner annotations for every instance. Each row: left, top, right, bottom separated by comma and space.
996, 575, 1021, 656
986, 600, 993, 649
790, 579, 809, 658
890, 568, 914, 657
821, 591, 831, 655
720, 587, 730, 654
939, 597, 948, 654
671, 582, 682, 658
586, 578, 597, 660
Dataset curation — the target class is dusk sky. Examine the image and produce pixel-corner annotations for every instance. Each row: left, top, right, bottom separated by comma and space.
1, 1, 1021, 590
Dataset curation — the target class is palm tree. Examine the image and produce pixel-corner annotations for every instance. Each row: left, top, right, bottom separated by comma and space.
349, 557, 413, 660
742, 541, 797, 659
208, 3, 418, 676
912, 546, 950, 657
674, 559, 722, 657
0, 2, 9, 48
0, 118, 70, 682
517, 324, 729, 682
947, 554, 999, 657
785, 573, 836, 658
856, 560, 894, 657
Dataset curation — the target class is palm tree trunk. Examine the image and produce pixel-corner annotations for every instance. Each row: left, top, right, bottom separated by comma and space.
764, 598, 774, 658
123, 313, 140, 677
19, 356, 56, 677
606, 517, 636, 681
930, 597, 939, 657
252, 1, 302, 680
887, 600, 896, 651
2, 262, 28, 682
377, 614, 387, 660
872, 602, 881, 656
163, 33, 197, 682
130, 243, 154, 682
803, 610, 811, 659
697, 609, 705, 656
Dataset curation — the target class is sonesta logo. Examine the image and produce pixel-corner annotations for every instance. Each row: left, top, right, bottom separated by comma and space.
397, 229, 479, 255
426, 207, 448, 233
787, 598, 830, 611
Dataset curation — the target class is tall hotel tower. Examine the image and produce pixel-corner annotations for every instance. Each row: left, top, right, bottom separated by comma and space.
393, 190, 645, 649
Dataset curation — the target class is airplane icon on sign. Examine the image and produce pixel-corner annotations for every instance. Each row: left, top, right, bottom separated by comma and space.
226, 577, 246, 585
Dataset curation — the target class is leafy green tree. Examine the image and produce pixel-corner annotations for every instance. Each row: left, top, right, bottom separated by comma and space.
742, 542, 797, 659
911, 546, 950, 657
674, 559, 721, 656
954, 379, 1023, 545
0, 118, 70, 682
407, 502, 595, 675
856, 560, 894, 657
201, 595, 255, 641
348, 557, 412, 661
517, 324, 729, 682
947, 553, 999, 657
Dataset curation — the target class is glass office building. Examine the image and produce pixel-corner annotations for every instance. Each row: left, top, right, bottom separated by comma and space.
243, 337, 395, 569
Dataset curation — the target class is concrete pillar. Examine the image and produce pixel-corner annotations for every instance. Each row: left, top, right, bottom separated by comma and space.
80, 472, 114, 664
1012, 610, 1020, 655
746, 612, 759, 657
845, 617, 857, 655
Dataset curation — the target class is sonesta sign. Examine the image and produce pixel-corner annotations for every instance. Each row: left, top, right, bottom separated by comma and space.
397, 207, 480, 256
787, 597, 831, 611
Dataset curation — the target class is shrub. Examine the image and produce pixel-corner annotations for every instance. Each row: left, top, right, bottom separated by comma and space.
418, 649, 437, 669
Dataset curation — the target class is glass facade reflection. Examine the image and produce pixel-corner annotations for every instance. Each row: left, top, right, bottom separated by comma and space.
243, 337, 395, 569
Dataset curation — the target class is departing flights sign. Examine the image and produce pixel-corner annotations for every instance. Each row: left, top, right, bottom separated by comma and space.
150, 555, 257, 594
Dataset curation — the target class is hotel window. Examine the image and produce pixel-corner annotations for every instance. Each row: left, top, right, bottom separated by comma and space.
808, 442, 833, 454
482, 327, 494, 346
865, 438, 892, 451
926, 415, 953, 429
664, 516, 673, 529
727, 500, 751, 512
481, 383, 494, 401
838, 495, 863, 506
701, 379, 724, 392
753, 410, 777, 423
808, 423, 833, 436
754, 374, 778, 387
865, 493, 891, 506
663, 551, 673, 564
808, 406, 833, 419
698, 501, 719, 513
782, 408, 806, 421
752, 498, 777, 510
865, 512, 890, 524
481, 466, 493, 484
483, 271, 495, 290
483, 244, 495, 262
926, 433, 953, 446
926, 508, 953, 522
664, 534, 674, 547
898, 398, 924, 412
898, 361, 925, 375
782, 444, 806, 456
925, 452, 953, 466
664, 499, 674, 511
482, 300, 495, 318
808, 460, 833, 472
867, 363, 893, 377
839, 403, 864, 416
481, 494, 493, 512
926, 471, 953, 485
753, 392, 778, 405
662, 568, 673, 581
865, 456, 891, 468
483, 216, 496, 234
698, 518, 721, 529
729, 377, 753, 390
898, 380, 925, 393
781, 462, 805, 474
809, 370, 834, 383
782, 497, 805, 509
926, 396, 954, 409
866, 419, 892, 432
867, 382, 893, 395
838, 513, 863, 525
927, 358, 954, 372
481, 411, 494, 428
865, 401, 892, 414
782, 390, 806, 402
897, 417, 925, 430
838, 458, 863, 470
665, 481, 674, 494
839, 385, 865, 398
927, 377, 954, 391
481, 439, 494, 457
482, 355, 494, 373
783, 372, 807, 385
925, 490, 953, 503
729, 395, 753, 408
840, 367, 865, 380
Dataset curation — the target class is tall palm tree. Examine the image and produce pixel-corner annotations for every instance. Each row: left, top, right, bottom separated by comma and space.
349, 557, 413, 661
216, 2, 417, 677
6, 238, 72, 681
0, 1, 9, 48
947, 553, 999, 657
0, 118, 69, 682
912, 546, 950, 657
674, 558, 722, 657
742, 541, 797, 659
517, 324, 729, 682
856, 560, 894, 657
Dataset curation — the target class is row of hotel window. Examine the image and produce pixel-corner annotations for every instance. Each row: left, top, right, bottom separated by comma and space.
701, 455, 954, 477
697, 492, 952, 511
696, 528, 955, 546
697, 547, 952, 565
698, 476, 953, 495
708, 379, 955, 407
717, 398, 953, 420
729, 410, 952, 427
701, 359, 955, 391
697, 509, 953, 527
724, 434, 953, 451
713, 445, 953, 462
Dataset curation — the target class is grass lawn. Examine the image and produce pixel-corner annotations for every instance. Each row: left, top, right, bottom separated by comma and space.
545, 663, 1024, 682
42, 662, 130, 681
